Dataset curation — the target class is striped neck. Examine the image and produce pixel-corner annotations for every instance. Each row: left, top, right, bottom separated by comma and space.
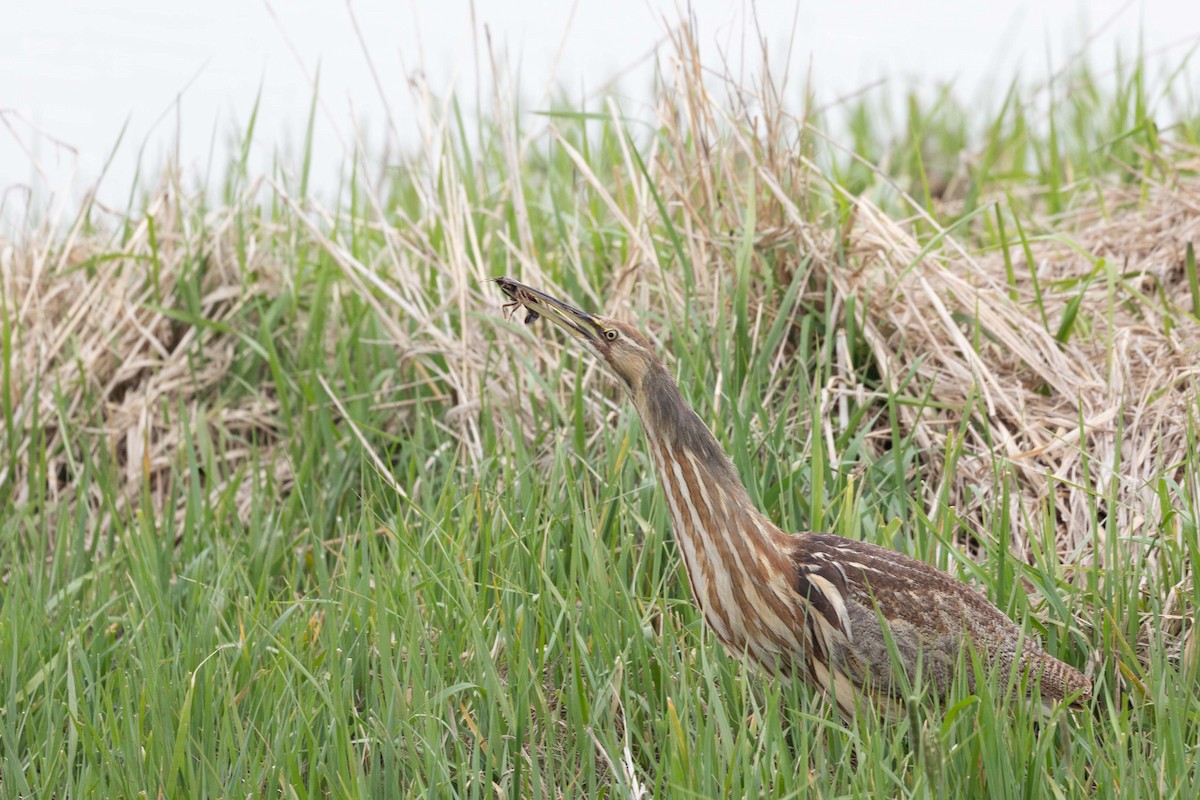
631, 367, 796, 664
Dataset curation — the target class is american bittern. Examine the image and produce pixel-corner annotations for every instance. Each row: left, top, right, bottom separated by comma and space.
495, 276, 1091, 715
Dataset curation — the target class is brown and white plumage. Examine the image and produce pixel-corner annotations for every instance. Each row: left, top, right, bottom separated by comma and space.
496, 276, 1091, 715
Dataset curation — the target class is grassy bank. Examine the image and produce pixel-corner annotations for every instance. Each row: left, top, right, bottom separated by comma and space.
2, 27, 1199, 797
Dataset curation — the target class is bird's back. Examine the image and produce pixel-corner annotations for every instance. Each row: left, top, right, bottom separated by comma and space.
787, 532, 1090, 714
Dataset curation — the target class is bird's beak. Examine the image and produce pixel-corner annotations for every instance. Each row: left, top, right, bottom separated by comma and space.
494, 276, 602, 344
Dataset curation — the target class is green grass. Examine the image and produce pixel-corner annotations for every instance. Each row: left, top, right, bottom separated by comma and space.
2, 32, 1200, 798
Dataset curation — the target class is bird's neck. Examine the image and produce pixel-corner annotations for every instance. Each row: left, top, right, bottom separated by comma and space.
633, 368, 746, 499
632, 367, 794, 655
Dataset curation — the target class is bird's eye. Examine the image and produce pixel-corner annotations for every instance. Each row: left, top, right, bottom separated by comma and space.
604, 329, 619, 341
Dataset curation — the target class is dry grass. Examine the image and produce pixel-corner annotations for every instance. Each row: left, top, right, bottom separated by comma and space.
839, 177, 1200, 553
1, 186, 293, 541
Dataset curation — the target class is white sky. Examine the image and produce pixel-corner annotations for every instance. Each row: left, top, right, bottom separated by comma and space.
3, 1, 1200, 218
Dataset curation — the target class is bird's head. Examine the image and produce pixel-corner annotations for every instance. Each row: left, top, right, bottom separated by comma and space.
495, 276, 662, 396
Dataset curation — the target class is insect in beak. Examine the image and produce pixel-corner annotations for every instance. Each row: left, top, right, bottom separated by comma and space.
501, 297, 540, 325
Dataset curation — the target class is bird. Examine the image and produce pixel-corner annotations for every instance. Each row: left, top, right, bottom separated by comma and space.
494, 276, 1091, 716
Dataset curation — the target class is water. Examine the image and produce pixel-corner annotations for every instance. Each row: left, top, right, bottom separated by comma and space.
3, 0, 1199, 221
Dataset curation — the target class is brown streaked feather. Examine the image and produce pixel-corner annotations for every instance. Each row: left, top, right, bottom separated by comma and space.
788, 532, 1091, 709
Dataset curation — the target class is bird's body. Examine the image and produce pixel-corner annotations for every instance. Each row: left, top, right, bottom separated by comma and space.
496, 276, 1090, 714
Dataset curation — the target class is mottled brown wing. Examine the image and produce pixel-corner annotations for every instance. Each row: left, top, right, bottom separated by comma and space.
789, 531, 1090, 710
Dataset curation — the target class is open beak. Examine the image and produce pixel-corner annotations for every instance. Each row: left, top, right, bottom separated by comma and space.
495, 276, 602, 344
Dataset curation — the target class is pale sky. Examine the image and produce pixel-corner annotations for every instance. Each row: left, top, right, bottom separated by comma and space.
3, 1, 1200, 218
